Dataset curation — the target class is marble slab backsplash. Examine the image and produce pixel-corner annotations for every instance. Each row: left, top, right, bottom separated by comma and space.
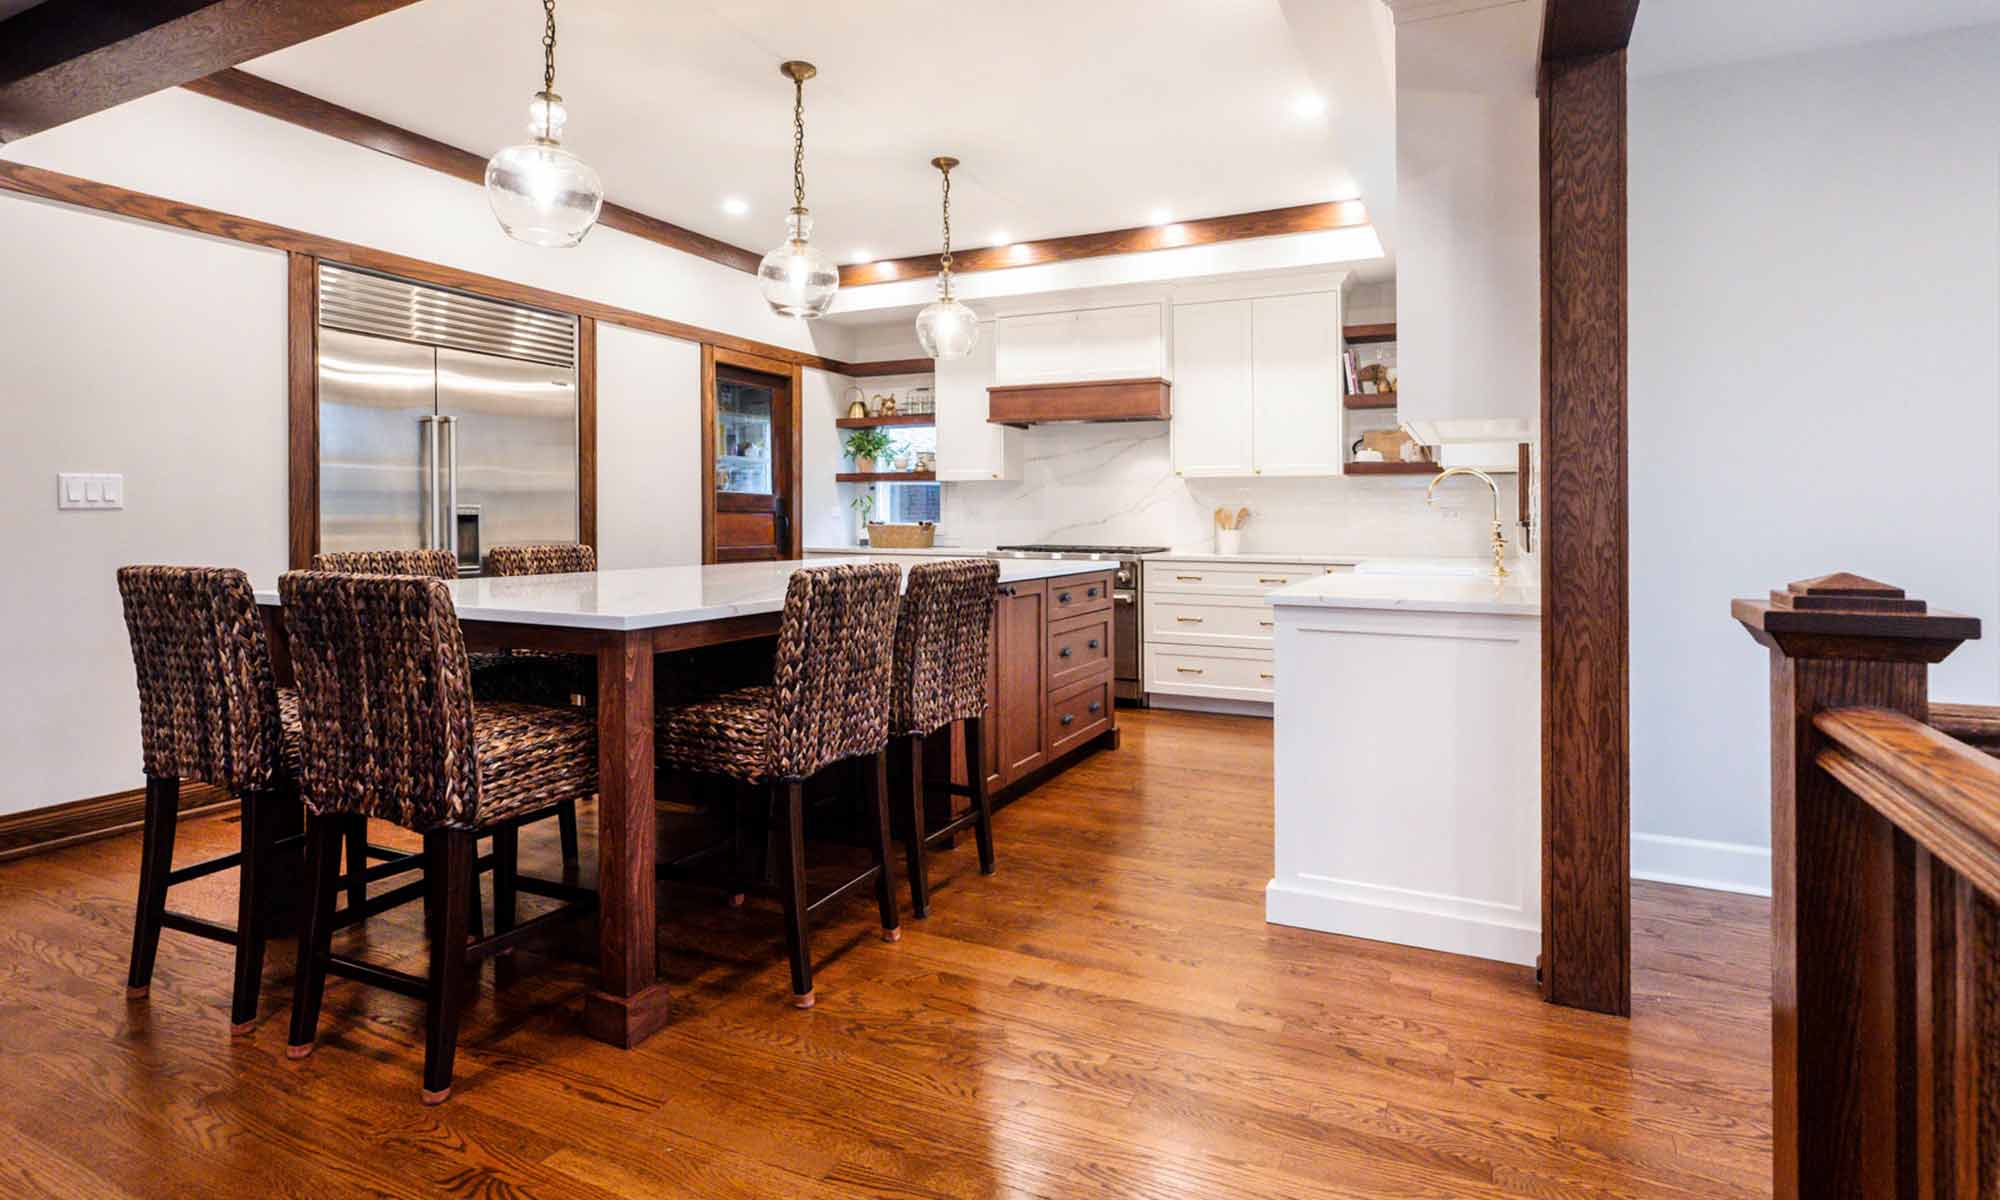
935, 423, 1510, 558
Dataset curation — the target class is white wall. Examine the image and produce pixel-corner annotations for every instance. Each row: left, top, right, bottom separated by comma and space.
0, 199, 288, 812
595, 324, 702, 569
1630, 25, 2000, 894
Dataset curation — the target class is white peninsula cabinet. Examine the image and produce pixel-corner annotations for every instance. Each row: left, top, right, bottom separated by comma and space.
1169, 291, 1344, 477
933, 320, 1021, 482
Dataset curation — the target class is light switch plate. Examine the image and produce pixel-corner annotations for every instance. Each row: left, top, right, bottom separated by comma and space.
58, 473, 124, 511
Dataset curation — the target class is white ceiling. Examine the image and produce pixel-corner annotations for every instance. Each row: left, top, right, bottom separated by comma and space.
248, 0, 1372, 266
1630, 0, 2000, 78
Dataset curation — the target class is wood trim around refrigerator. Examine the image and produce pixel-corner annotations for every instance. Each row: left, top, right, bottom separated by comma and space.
287, 255, 603, 569
287, 252, 318, 570
578, 316, 598, 552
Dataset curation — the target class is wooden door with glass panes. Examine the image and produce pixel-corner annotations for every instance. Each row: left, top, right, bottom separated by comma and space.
709, 362, 794, 562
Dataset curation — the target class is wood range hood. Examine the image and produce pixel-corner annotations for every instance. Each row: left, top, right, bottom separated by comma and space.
986, 377, 1172, 427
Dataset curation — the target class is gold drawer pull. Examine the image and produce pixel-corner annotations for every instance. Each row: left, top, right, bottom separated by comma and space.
1259, 672, 1274, 680
1176, 666, 1204, 675
1258, 577, 1286, 584
1259, 620, 1274, 628
1175, 616, 1204, 623
1175, 574, 1202, 581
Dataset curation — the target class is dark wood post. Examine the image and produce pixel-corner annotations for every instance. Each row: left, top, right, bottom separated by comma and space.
1734, 573, 1979, 1199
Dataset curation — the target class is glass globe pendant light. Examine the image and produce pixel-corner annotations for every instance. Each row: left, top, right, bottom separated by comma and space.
757, 61, 839, 318
914, 155, 979, 359
484, 0, 604, 247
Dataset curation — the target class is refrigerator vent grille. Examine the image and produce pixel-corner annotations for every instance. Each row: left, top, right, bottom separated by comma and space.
318, 265, 577, 368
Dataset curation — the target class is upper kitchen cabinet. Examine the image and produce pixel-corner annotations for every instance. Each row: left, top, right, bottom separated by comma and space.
1170, 291, 1344, 477
934, 321, 1022, 481
1390, 0, 1540, 445
1169, 299, 1255, 476
994, 304, 1167, 386
1249, 293, 1345, 476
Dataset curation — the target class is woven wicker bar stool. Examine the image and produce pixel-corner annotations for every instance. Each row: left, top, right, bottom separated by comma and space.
280, 571, 598, 1104
655, 562, 903, 1008
116, 565, 305, 1034
313, 548, 582, 870
483, 542, 600, 711
890, 559, 1000, 918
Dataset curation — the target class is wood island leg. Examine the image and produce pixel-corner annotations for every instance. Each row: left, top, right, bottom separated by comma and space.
582, 632, 671, 1047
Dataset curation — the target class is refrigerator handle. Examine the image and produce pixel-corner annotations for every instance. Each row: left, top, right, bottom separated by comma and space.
443, 415, 461, 565
419, 415, 440, 549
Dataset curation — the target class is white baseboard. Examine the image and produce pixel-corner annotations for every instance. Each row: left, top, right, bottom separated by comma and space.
1265, 877, 1540, 967
1144, 694, 1273, 718
1631, 832, 1772, 897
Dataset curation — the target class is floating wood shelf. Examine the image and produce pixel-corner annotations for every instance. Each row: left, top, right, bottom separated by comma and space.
1343, 393, 1399, 410
1343, 322, 1397, 345
836, 413, 934, 429
836, 470, 937, 483
1345, 460, 1437, 476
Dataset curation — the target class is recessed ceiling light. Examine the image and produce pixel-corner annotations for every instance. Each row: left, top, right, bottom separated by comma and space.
721, 195, 749, 216
1293, 93, 1327, 119
1148, 208, 1172, 226
849, 249, 872, 264
989, 230, 1012, 247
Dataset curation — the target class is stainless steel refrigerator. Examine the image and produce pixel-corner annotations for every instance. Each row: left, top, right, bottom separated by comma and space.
315, 264, 580, 574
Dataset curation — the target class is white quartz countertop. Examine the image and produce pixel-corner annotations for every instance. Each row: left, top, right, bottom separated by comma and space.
805, 545, 996, 557
254, 557, 1110, 631
1267, 569, 1541, 616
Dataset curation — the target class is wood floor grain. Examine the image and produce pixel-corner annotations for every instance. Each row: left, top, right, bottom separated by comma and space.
0, 709, 1771, 1198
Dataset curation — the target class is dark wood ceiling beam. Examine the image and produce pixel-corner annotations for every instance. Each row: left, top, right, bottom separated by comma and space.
0, 0, 421, 143
1541, 0, 1641, 61
841, 200, 1371, 287
183, 68, 764, 275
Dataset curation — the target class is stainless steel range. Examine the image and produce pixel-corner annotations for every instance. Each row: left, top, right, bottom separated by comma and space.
995, 544, 1168, 704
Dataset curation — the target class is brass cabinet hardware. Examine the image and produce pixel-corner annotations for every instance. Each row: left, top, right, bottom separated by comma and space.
1175, 574, 1202, 581
1176, 666, 1204, 674
1175, 616, 1204, 623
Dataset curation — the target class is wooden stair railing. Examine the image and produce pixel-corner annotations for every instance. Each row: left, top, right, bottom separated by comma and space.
1736, 573, 1989, 1199
1930, 702, 2000, 756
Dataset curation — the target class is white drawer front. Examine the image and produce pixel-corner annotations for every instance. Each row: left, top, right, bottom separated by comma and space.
1145, 643, 1277, 700
1144, 593, 1275, 648
1146, 561, 1346, 597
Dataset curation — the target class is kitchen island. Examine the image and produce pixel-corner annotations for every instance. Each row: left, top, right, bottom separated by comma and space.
1263, 569, 1542, 966
254, 556, 1117, 1048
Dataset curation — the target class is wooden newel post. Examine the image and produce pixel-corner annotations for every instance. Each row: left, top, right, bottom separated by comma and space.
1733, 573, 1980, 1200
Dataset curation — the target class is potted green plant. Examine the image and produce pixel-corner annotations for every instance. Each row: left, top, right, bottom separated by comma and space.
850, 491, 875, 542
844, 427, 893, 474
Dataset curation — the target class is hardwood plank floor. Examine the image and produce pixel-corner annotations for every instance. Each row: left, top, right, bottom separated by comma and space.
0, 709, 1771, 1198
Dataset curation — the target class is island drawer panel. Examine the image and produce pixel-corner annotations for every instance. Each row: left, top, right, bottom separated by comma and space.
1048, 572, 1115, 617
1047, 675, 1112, 755
1047, 610, 1113, 691
1143, 642, 1276, 700
1144, 593, 1277, 648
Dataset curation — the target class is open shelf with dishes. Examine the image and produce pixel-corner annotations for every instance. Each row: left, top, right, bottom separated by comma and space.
1341, 322, 1417, 472
835, 413, 935, 429
837, 470, 937, 483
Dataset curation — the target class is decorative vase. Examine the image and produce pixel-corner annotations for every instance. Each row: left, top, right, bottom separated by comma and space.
853, 456, 875, 474
1217, 529, 1243, 556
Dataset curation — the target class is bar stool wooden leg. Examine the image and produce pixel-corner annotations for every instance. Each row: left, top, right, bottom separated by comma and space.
343, 819, 368, 912
905, 734, 931, 919
421, 830, 475, 1104
556, 798, 580, 867
126, 775, 179, 1000
492, 825, 519, 939
288, 814, 344, 1058
773, 780, 814, 1007
869, 749, 901, 941
966, 717, 996, 876
229, 789, 276, 1034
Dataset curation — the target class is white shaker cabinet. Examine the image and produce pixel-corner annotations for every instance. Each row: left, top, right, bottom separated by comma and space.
994, 304, 1166, 385
933, 322, 1020, 481
1167, 300, 1255, 477
1249, 292, 1344, 476
1169, 291, 1343, 477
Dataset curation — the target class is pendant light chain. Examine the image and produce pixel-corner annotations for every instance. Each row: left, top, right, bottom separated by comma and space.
542, 0, 557, 93
791, 74, 807, 211
939, 164, 955, 286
